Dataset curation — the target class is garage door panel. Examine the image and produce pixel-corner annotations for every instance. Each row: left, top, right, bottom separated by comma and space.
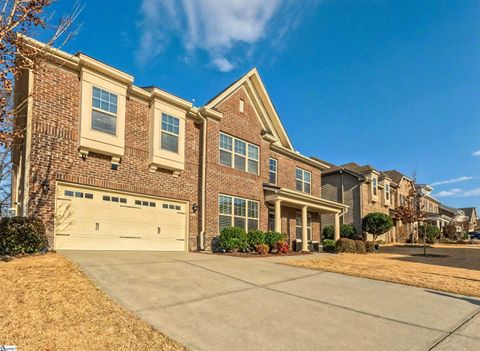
55, 184, 187, 251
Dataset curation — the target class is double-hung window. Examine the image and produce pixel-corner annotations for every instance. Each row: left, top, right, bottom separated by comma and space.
295, 212, 312, 241
269, 158, 277, 185
372, 176, 378, 197
219, 133, 259, 174
295, 168, 311, 193
385, 183, 390, 201
91, 86, 117, 135
161, 113, 180, 153
219, 194, 259, 232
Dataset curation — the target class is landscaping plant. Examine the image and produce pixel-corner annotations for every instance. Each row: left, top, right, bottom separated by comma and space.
264, 231, 285, 249
247, 230, 266, 251
340, 224, 358, 239
419, 224, 441, 244
322, 239, 336, 253
275, 241, 289, 254
322, 225, 334, 240
365, 241, 375, 253
354, 240, 366, 254
362, 212, 393, 243
0, 217, 48, 256
335, 238, 356, 253
219, 227, 248, 252
255, 244, 269, 255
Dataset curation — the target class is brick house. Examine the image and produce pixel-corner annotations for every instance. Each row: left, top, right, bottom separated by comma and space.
320, 162, 395, 242
11, 38, 347, 252
459, 207, 478, 232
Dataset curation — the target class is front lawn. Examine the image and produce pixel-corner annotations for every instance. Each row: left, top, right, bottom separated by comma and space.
284, 244, 480, 297
0, 253, 186, 351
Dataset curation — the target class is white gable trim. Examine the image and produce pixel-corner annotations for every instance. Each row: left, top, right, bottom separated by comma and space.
205, 68, 294, 151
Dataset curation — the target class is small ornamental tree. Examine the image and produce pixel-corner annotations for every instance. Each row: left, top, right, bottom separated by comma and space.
362, 212, 393, 243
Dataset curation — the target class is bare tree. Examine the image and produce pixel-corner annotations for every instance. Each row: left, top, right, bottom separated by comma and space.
0, 0, 81, 214
395, 172, 426, 247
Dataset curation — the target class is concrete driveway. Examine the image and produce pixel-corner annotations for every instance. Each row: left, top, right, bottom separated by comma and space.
62, 251, 480, 351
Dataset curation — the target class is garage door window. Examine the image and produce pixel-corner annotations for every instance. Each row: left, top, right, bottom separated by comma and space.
219, 194, 259, 232
64, 189, 93, 199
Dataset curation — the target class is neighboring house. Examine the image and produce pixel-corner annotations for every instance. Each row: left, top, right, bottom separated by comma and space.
320, 162, 395, 242
438, 205, 468, 237
11, 38, 347, 252
459, 207, 478, 232
415, 184, 446, 230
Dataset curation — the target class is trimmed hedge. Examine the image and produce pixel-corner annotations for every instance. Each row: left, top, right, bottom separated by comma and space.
219, 227, 248, 252
0, 217, 48, 256
264, 231, 285, 249
354, 240, 366, 254
340, 224, 357, 239
322, 239, 336, 253
365, 241, 375, 253
335, 238, 356, 253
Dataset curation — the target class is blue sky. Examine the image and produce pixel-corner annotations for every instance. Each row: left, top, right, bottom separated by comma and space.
42, 0, 480, 211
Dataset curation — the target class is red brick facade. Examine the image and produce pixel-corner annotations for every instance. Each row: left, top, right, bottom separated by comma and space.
14, 58, 329, 251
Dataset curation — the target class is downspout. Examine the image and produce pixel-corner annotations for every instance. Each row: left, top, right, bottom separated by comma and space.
197, 112, 207, 250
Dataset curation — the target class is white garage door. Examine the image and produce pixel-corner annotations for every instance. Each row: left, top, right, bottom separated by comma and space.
54, 184, 187, 251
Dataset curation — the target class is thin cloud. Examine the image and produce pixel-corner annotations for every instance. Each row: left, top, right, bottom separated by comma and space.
435, 189, 463, 197
431, 176, 474, 186
472, 150, 480, 157
435, 187, 480, 198
135, 0, 317, 71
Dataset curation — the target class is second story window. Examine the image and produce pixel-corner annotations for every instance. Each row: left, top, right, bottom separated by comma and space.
385, 183, 390, 201
219, 133, 259, 174
269, 158, 277, 184
372, 176, 378, 196
92, 86, 117, 135
296, 168, 311, 193
161, 113, 180, 153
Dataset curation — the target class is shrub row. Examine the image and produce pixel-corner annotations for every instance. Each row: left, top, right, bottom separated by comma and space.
322, 238, 375, 254
218, 227, 288, 254
0, 217, 48, 256
322, 223, 359, 240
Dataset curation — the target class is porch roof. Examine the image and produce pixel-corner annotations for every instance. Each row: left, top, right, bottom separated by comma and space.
263, 184, 348, 214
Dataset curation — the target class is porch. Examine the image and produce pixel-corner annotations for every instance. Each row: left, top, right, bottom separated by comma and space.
264, 185, 348, 251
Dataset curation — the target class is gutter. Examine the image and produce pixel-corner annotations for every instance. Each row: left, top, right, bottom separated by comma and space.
197, 111, 207, 251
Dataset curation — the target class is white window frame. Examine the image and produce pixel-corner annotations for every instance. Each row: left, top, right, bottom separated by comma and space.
219, 132, 259, 175
91, 86, 118, 135
295, 212, 312, 241
385, 183, 390, 201
239, 99, 245, 113
295, 168, 311, 194
372, 176, 378, 197
218, 194, 259, 232
269, 158, 277, 185
160, 113, 180, 154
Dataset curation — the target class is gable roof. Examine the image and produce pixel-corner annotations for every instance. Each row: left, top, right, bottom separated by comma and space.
460, 207, 477, 219
383, 170, 413, 185
204, 68, 294, 151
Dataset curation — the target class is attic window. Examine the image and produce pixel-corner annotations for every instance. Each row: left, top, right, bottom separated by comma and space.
239, 99, 245, 113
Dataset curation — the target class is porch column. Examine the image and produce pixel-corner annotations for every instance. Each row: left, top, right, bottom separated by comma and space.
334, 212, 340, 241
274, 199, 282, 233
301, 205, 308, 251
436, 220, 440, 229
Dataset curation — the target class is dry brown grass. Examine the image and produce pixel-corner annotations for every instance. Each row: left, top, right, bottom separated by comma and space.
0, 253, 187, 351
285, 244, 480, 297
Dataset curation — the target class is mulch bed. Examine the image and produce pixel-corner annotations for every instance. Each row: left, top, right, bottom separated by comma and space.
213, 251, 314, 258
